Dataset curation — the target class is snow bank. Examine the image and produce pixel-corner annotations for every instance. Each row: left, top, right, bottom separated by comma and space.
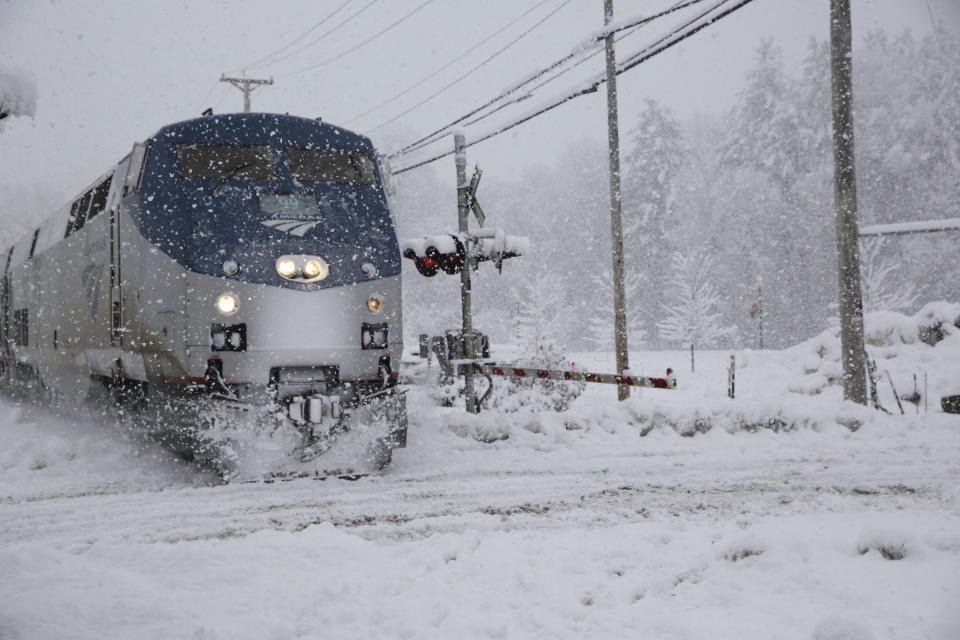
403, 303, 960, 466
788, 302, 960, 411
0, 68, 37, 120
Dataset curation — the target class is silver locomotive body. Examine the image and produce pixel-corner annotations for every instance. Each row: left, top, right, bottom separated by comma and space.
1, 113, 405, 470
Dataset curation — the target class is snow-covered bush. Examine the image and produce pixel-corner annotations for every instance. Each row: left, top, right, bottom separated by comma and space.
485, 342, 584, 414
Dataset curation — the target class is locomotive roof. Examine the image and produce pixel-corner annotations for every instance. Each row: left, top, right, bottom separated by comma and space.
149, 112, 375, 153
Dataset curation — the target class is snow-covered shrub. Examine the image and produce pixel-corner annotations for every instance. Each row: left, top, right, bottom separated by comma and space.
485, 342, 585, 414
721, 535, 767, 562
856, 528, 915, 561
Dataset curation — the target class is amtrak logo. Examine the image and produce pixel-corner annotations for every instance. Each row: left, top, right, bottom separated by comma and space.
260, 218, 321, 237
81, 261, 106, 320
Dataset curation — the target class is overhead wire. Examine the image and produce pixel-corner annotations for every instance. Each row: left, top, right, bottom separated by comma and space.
255, 0, 382, 70
362, 0, 576, 135
393, 0, 730, 169
395, 0, 728, 159
391, 0, 759, 174
404, 20, 644, 156
392, 0, 709, 157
229, 0, 356, 73
277, 0, 437, 78
458, 25, 638, 129
343, 0, 554, 128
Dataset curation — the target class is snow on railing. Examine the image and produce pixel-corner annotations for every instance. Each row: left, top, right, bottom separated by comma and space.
860, 218, 960, 237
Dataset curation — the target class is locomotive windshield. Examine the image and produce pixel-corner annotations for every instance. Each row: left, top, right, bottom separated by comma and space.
175, 144, 276, 180
285, 148, 376, 185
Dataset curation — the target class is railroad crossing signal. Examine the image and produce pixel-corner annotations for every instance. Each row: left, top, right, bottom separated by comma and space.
401, 230, 525, 277
468, 167, 485, 227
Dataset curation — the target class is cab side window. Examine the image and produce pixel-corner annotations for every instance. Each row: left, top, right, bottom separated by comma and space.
87, 177, 112, 222
65, 191, 92, 238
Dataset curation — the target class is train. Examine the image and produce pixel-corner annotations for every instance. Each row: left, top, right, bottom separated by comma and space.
0, 112, 407, 476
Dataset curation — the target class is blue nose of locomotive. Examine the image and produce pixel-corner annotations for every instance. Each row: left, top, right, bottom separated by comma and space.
131, 113, 401, 290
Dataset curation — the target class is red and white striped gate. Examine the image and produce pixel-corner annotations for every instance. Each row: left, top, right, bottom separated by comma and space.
473, 364, 677, 390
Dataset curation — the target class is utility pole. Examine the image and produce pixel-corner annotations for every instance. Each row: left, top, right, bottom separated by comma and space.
756, 277, 764, 350
220, 74, 273, 113
830, 0, 867, 405
604, 0, 630, 401
454, 133, 479, 414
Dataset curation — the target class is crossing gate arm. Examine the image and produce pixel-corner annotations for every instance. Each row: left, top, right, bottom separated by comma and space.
473, 364, 677, 390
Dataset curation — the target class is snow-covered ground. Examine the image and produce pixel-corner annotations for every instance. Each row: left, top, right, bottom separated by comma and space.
1, 306, 958, 639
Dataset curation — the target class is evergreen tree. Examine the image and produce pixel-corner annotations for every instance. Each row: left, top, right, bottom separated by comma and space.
515, 270, 571, 353
621, 99, 687, 343
658, 252, 735, 349
586, 268, 647, 352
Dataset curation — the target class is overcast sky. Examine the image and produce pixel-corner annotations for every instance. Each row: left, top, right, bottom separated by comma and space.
1, 0, 956, 211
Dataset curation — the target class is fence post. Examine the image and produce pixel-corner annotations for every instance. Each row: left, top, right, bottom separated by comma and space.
728, 354, 735, 399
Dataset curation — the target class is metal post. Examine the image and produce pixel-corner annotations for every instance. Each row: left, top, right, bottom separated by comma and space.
830, 0, 867, 405
604, 0, 630, 401
454, 133, 479, 413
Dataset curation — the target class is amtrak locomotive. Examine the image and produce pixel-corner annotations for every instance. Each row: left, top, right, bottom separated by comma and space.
0, 113, 406, 474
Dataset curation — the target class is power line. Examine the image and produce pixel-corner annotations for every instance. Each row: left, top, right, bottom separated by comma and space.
397, 0, 728, 160
258, 0, 382, 71
391, 0, 708, 157
362, 0, 576, 135
404, 19, 644, 156
343, 0, 554, 127
278, 0, 437, 78
229, 0, 355, 73
392, 0, 758, 174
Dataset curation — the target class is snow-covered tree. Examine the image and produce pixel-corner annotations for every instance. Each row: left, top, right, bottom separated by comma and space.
860, 237, 919, 313
621, 99, 688, 343
515, 270, 571, 353
586, 268, 647, 352
0, 68, 37, 131
658, 252, 735, 348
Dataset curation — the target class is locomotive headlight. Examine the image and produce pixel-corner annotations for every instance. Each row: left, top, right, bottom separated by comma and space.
303, 259, 328, 281
276, 258, 297, 278
216, 292, 240, 316
367, 296, 383, 313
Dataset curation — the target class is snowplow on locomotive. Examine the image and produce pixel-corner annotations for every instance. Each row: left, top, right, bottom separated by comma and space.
0, 112, 407, 477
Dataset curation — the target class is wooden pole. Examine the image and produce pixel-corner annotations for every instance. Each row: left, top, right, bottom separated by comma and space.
830, 0, 867, 404
454, 133, 479, 413
604, 0, 630, 401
